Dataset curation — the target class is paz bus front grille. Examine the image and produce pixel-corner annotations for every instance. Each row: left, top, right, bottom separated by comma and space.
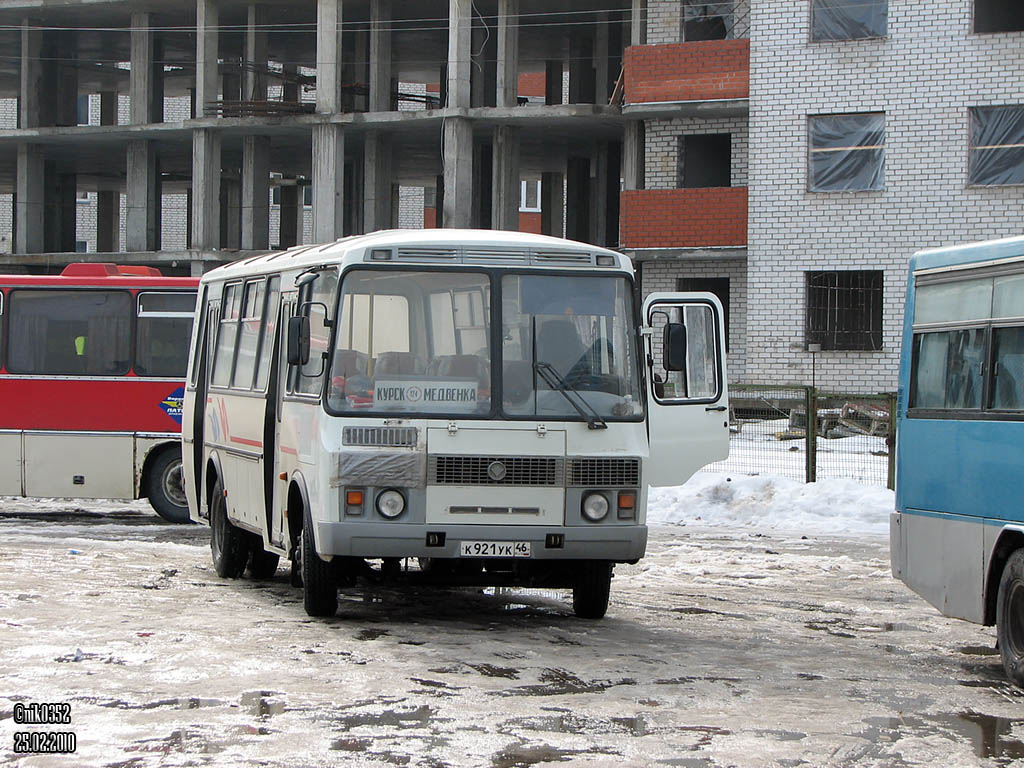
567, 458, 641, 487
429, 456, 563, 486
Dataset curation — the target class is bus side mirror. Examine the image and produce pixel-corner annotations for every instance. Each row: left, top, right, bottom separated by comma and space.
663, 323, 687, 372
287, 315, 310, 366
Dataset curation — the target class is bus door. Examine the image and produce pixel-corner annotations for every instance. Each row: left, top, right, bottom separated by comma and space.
642, 293, 729, 486
184, 298, 215, 515
259, 289, 284, 547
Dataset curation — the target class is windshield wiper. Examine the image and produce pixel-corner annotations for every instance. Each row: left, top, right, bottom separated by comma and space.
533, 361, 608, 430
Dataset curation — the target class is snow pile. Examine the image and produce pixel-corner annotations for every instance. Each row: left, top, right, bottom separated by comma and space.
648, 472, 893, 537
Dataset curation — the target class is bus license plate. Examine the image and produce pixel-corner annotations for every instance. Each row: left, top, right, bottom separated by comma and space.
459, 541, 531, 558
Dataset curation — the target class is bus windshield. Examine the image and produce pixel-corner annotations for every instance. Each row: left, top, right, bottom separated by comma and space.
324, 270, 641, 420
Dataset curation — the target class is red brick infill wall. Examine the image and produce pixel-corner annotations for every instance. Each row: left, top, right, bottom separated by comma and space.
624, 39, 750, 103
620, 188, 748, 248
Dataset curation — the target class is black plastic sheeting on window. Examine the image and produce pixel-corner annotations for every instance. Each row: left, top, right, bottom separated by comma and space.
970, 106, 1024, 186
809, 113, 885, 192
812, 0, 887, 41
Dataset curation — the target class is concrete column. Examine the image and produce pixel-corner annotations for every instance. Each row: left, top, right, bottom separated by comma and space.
278, 184, 298, 247
569, 36, 595, 104
623, 121, 645, 190
131, 13, 157, 124
316, 0, 343, 113
196, 0, 219, 117
127, 140, 161, 251
312, 123, 345, 241
447, 0, 472, 108
20, 21, 43, 129
497, 0, 519, 108
594, 13, 610, 104
192, 128, 222, 250
492, 126, 520, 231
442, 117, 473, 227
242, 136, 270, 249
540, 171, 564, 238
631, 0, 648, 46
544, 60, 562, 106
363, 131, 392, 233
245, 5, 268, 102
369, 0, 392, 113
471, 15, 496, 108
15, 143, 44, 253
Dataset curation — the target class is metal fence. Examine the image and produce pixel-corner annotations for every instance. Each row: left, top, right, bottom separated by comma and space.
701, 384, 896, 488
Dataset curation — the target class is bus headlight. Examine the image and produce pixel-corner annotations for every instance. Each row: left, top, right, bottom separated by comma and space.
376, 489, 406, 519
582, 492, 609, 522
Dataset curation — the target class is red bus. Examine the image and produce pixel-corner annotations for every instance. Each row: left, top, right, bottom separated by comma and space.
0, 263, 199, 522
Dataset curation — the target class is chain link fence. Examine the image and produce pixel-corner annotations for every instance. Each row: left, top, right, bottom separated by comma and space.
701, 385, 896, 488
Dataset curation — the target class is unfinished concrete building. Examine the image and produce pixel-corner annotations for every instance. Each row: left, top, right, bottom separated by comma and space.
0, 0, 642, 277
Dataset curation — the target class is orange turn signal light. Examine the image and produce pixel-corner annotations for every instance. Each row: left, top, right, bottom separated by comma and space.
617, 491, 636, 510
346, 490, 365, 506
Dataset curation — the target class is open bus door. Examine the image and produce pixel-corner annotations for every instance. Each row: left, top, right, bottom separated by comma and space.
642, 292, 729, 487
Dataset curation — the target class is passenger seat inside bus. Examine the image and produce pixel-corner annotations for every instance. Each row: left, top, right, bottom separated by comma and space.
372, 351, 424, 377
536, 319, 585, 382
429, 354, 488, 385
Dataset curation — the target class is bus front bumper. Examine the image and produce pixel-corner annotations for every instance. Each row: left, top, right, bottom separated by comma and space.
315, 522, 647, 562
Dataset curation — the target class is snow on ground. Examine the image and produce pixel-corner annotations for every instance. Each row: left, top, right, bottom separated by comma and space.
648, 471, 893, 538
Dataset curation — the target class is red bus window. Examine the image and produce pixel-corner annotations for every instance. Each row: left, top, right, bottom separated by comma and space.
136, 291, 197, 378
8, 289, 131, 376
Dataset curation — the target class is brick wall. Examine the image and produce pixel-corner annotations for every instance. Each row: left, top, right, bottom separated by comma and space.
625, 39, 750, 104
745, 0, 1024, 392
621, 188, 747, 249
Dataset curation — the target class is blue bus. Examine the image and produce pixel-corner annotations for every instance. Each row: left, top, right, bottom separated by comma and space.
892, 235, 1024, 686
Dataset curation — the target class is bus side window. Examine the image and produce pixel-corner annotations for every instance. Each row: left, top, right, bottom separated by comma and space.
910, 329, 985, 410
254, 277, 281, 391
211, 284, 242, 388
136, 291, 197, 378
232, 280, 265, 389
993, 327, 1024, 410
295, 271, 339, 396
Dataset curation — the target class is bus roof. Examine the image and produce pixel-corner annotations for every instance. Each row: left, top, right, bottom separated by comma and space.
203, 229, 631, 282
911, 234, 1024, 274
0, 263, 198, 289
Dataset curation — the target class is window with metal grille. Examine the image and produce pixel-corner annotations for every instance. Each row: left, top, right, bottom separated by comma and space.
811, 0, 887, 41
808, 113, 885, 192
969, 106, 1024, 186
974, 0, 1024, 33
805, 270, 883, 351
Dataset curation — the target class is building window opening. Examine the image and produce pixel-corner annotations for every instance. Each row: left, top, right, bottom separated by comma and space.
678, 277, 730, 350
678, 134, 732, 188
808, 113, 885, 192
520, 179, 542, 212
974, 0, 1024, 33
682, 2, 734, 41
811, 0, 887, 41
806, 270, 883, 351
969, 106, 1024, 186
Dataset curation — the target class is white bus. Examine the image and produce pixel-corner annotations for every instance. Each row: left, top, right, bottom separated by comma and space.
182, 230, 729, 618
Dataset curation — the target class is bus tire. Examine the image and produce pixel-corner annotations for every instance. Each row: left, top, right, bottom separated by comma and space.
248, 545, 280, 580
572, 561, 612, 619
146, 448, 190, 524
210, 478, 248, 578
301, 508, 337, 617
997, 548, 1024, 687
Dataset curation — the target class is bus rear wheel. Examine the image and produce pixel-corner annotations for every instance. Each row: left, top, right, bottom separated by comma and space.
146, 449, 190, 524
997, 549, 1024, 687
572, 561, 613, 619
210, 478, 248, 578
301, 508, 337, 617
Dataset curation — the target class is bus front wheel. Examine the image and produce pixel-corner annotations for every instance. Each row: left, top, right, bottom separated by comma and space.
997, 549, 1024, 687
572, 561, 613, 619
210, 478, 248, 578
146, 449, 190, 524
301, 508, 337, 617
